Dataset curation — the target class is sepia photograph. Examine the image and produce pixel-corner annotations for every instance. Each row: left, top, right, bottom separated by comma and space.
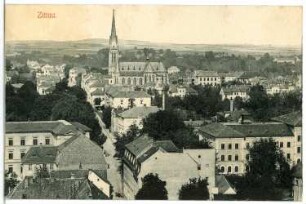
3, 3, 303, 201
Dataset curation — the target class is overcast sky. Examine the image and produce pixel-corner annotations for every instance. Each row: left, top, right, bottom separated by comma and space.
5, 5, 302, 46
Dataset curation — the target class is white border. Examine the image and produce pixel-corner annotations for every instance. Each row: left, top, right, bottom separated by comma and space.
1, 1, 305, 204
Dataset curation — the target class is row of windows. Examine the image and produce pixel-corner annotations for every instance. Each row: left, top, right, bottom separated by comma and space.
8, 137, 50, 146
220, 143, 240, 150
220, 154, 239, 161
8, 151, 26, 160
199, 77, 219, 81
220, 166, 239, 173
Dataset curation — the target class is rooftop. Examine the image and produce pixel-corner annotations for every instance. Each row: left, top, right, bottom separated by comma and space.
271, 111, 302, 127
108, 90, 150, 98
118, 106, 160, 118
195, 70, 219, 77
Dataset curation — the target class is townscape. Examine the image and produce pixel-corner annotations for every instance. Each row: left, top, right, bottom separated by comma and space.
4, 9, 302, 201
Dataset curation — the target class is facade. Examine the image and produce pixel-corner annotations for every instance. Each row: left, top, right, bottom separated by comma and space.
107, 10, 168, 87
111, 106, 160, 134
220, 85, 250, 101
193, 70, 221, 86
122, 135, 217, 200
68, 67, 87, 87
105, 90, 152, 109
5, 120, 91, 179
197, 118, 299, 175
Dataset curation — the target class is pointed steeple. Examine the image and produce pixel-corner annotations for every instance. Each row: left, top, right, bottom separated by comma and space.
111, 9, 117, 38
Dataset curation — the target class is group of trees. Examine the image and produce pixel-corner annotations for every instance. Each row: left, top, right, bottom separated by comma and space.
227, 138, 293, 200
135, 173, 210, 200
6, 80, 106, 145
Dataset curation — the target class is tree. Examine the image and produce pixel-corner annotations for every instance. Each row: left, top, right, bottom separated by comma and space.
102, 107, 112, 129
178, 177, 210, 200
94, 98, 102, 106
142, 110, 185, 140
135, 173, 168, 200
5, 171, 19, 196
6, 59, 13, 71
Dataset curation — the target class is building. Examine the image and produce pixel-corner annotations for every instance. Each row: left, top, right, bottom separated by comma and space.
220, 72, 244, 83
167, 66, 180, 74
197, 117, 298, 175
122, 135, 217, 200
266, 84, 295, 95
107, 10, 168, 87
220, 85, 250, 101
272, 111, 302, 164
105, 90, 151, 109
5, 120, 91, 179
292, 162, 302, 201
21, 134, 107, 178
68, 67, 87, 87
193, 70, 221, 86
169, 85, 198, 98
8, 169, 111, 199
111, 106, 160, 134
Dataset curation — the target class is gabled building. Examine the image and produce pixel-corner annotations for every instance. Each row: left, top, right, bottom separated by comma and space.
193, 70, 221, 86
111, 106, 160, 134
122, 135, 217, 200
5, 120, 91, 179
198, 118, 297, 175
220, 85, 250, 101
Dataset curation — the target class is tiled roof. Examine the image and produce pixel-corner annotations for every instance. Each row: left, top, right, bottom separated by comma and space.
22, 146, 58, 164
195, 70, 219, 77
118, 106, 160, 118
155, 140, 180, 152
126, 135, 154, 157
222, 85, 250, 94
5, 120, 90, 135
108, 90, 150, 98
199, 122, 294, 138
119, 61, 166, 72
271, 111, 302, 127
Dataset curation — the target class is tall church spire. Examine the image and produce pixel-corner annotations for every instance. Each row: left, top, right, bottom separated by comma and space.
111, 9, 117, 39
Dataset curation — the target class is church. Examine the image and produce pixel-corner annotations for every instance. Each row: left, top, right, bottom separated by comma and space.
107, 10, 168, 87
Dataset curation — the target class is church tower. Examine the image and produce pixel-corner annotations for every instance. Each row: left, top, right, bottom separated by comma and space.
108, 9, 119, 80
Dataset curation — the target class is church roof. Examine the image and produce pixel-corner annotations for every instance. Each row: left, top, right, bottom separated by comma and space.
119, 61, 166, 73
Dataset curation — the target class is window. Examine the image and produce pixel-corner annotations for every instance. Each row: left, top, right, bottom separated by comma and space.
298, 135, 301, 142
120, 100, 123, 105
197, 165, 201, 170
246, 154, 250, 160
235, 166, 239, 173
20, 138, 25, 146
228, 155, 232, 161
287, 153, 291, 160
235, 155, 239, 161
9, 152, 13, 160
140, 99, 143, 104
287, 142, 291, 148
297, 147, 301, 153
297, 159, 301, 163
33, 138, 38, 146
28, 164, 32, 170
45, 138, 50, 145
198, 155, 201, 159
235, 143, 239, 149
21, 152, 25, 159
246, 143, 250, 149
221, 144, 225, 150
220, 166, 225, 173
50, 164, 54, 170
221, 155, 225, 161
8, 166, 13, 173
228, 144, 232, 149
228, 166, 232, 173
280, 142, 283, 148
8, 138, 13, 146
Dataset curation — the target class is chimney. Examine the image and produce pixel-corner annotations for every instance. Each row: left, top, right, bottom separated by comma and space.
230, 99, 234, 112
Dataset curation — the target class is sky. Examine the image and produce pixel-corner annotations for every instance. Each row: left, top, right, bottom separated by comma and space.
5, 5, 303, 46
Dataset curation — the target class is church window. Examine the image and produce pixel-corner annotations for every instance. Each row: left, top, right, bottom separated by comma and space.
127, 78, 131, 85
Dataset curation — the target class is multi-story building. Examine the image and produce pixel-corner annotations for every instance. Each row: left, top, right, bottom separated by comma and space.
105, 90, 151, 109
220, 85, 250, 101
5, 120, 91, 179
193, 70, 221, 86
111, 106, 160, 134
197, 115, 299, 175
122, 135, 217, 200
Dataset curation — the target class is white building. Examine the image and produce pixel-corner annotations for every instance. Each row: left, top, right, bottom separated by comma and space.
122, 135, 217, 200
105, 90, 151, 109
5, 120, 91, 179
111, 106, 160, 134
197, 115, 301, 175
68, 67, 87, 87
167, 66, 180, 74
220, 85, 250, 101
169, 85, 198, 98
193, 70, 221, 86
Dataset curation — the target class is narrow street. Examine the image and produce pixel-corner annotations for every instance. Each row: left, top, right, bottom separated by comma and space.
96, 112, 123, 199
